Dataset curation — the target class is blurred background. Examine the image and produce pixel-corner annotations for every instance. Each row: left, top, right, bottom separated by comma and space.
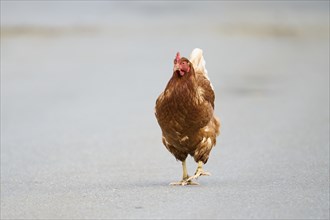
1, 1, 329, 219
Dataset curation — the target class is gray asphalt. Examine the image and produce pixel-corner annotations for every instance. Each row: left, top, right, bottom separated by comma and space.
1, 2, 329, 219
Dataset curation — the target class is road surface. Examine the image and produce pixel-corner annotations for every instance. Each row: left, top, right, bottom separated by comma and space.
1, 2, 329, 219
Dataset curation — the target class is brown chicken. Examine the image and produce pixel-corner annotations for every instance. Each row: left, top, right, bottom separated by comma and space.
155, 48, 220, 185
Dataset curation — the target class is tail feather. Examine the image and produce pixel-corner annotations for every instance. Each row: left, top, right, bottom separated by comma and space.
190, 48, 214, 90
189, 48, 208, 78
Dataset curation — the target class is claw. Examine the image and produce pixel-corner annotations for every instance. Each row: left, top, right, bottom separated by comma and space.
186, 170, 211, 182
169, 179, 199, 186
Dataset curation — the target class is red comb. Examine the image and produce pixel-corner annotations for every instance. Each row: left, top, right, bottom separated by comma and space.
175, 52, 181, 61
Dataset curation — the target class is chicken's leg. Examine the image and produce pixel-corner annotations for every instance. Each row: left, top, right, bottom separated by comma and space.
186, 161, 211, 182
170, 160, 199, 186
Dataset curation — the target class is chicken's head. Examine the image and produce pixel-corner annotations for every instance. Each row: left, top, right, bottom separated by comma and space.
173, 52, 191, 77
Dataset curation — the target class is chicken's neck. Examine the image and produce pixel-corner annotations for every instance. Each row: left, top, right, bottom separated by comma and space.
166, 72, 199, 105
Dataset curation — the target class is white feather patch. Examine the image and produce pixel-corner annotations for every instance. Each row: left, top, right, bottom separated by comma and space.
189, 48, 214, 90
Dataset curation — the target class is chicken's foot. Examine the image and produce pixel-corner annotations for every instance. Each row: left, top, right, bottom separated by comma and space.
169, 179, 199, 186
169, 160, 199, 186
186, 161, 211, 182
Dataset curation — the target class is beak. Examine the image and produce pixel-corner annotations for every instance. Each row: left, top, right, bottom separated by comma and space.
173, 52, 182, 75
173, 62, 180, 73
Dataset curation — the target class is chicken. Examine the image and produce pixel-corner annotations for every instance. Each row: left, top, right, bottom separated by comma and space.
155, 48, 220, 186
